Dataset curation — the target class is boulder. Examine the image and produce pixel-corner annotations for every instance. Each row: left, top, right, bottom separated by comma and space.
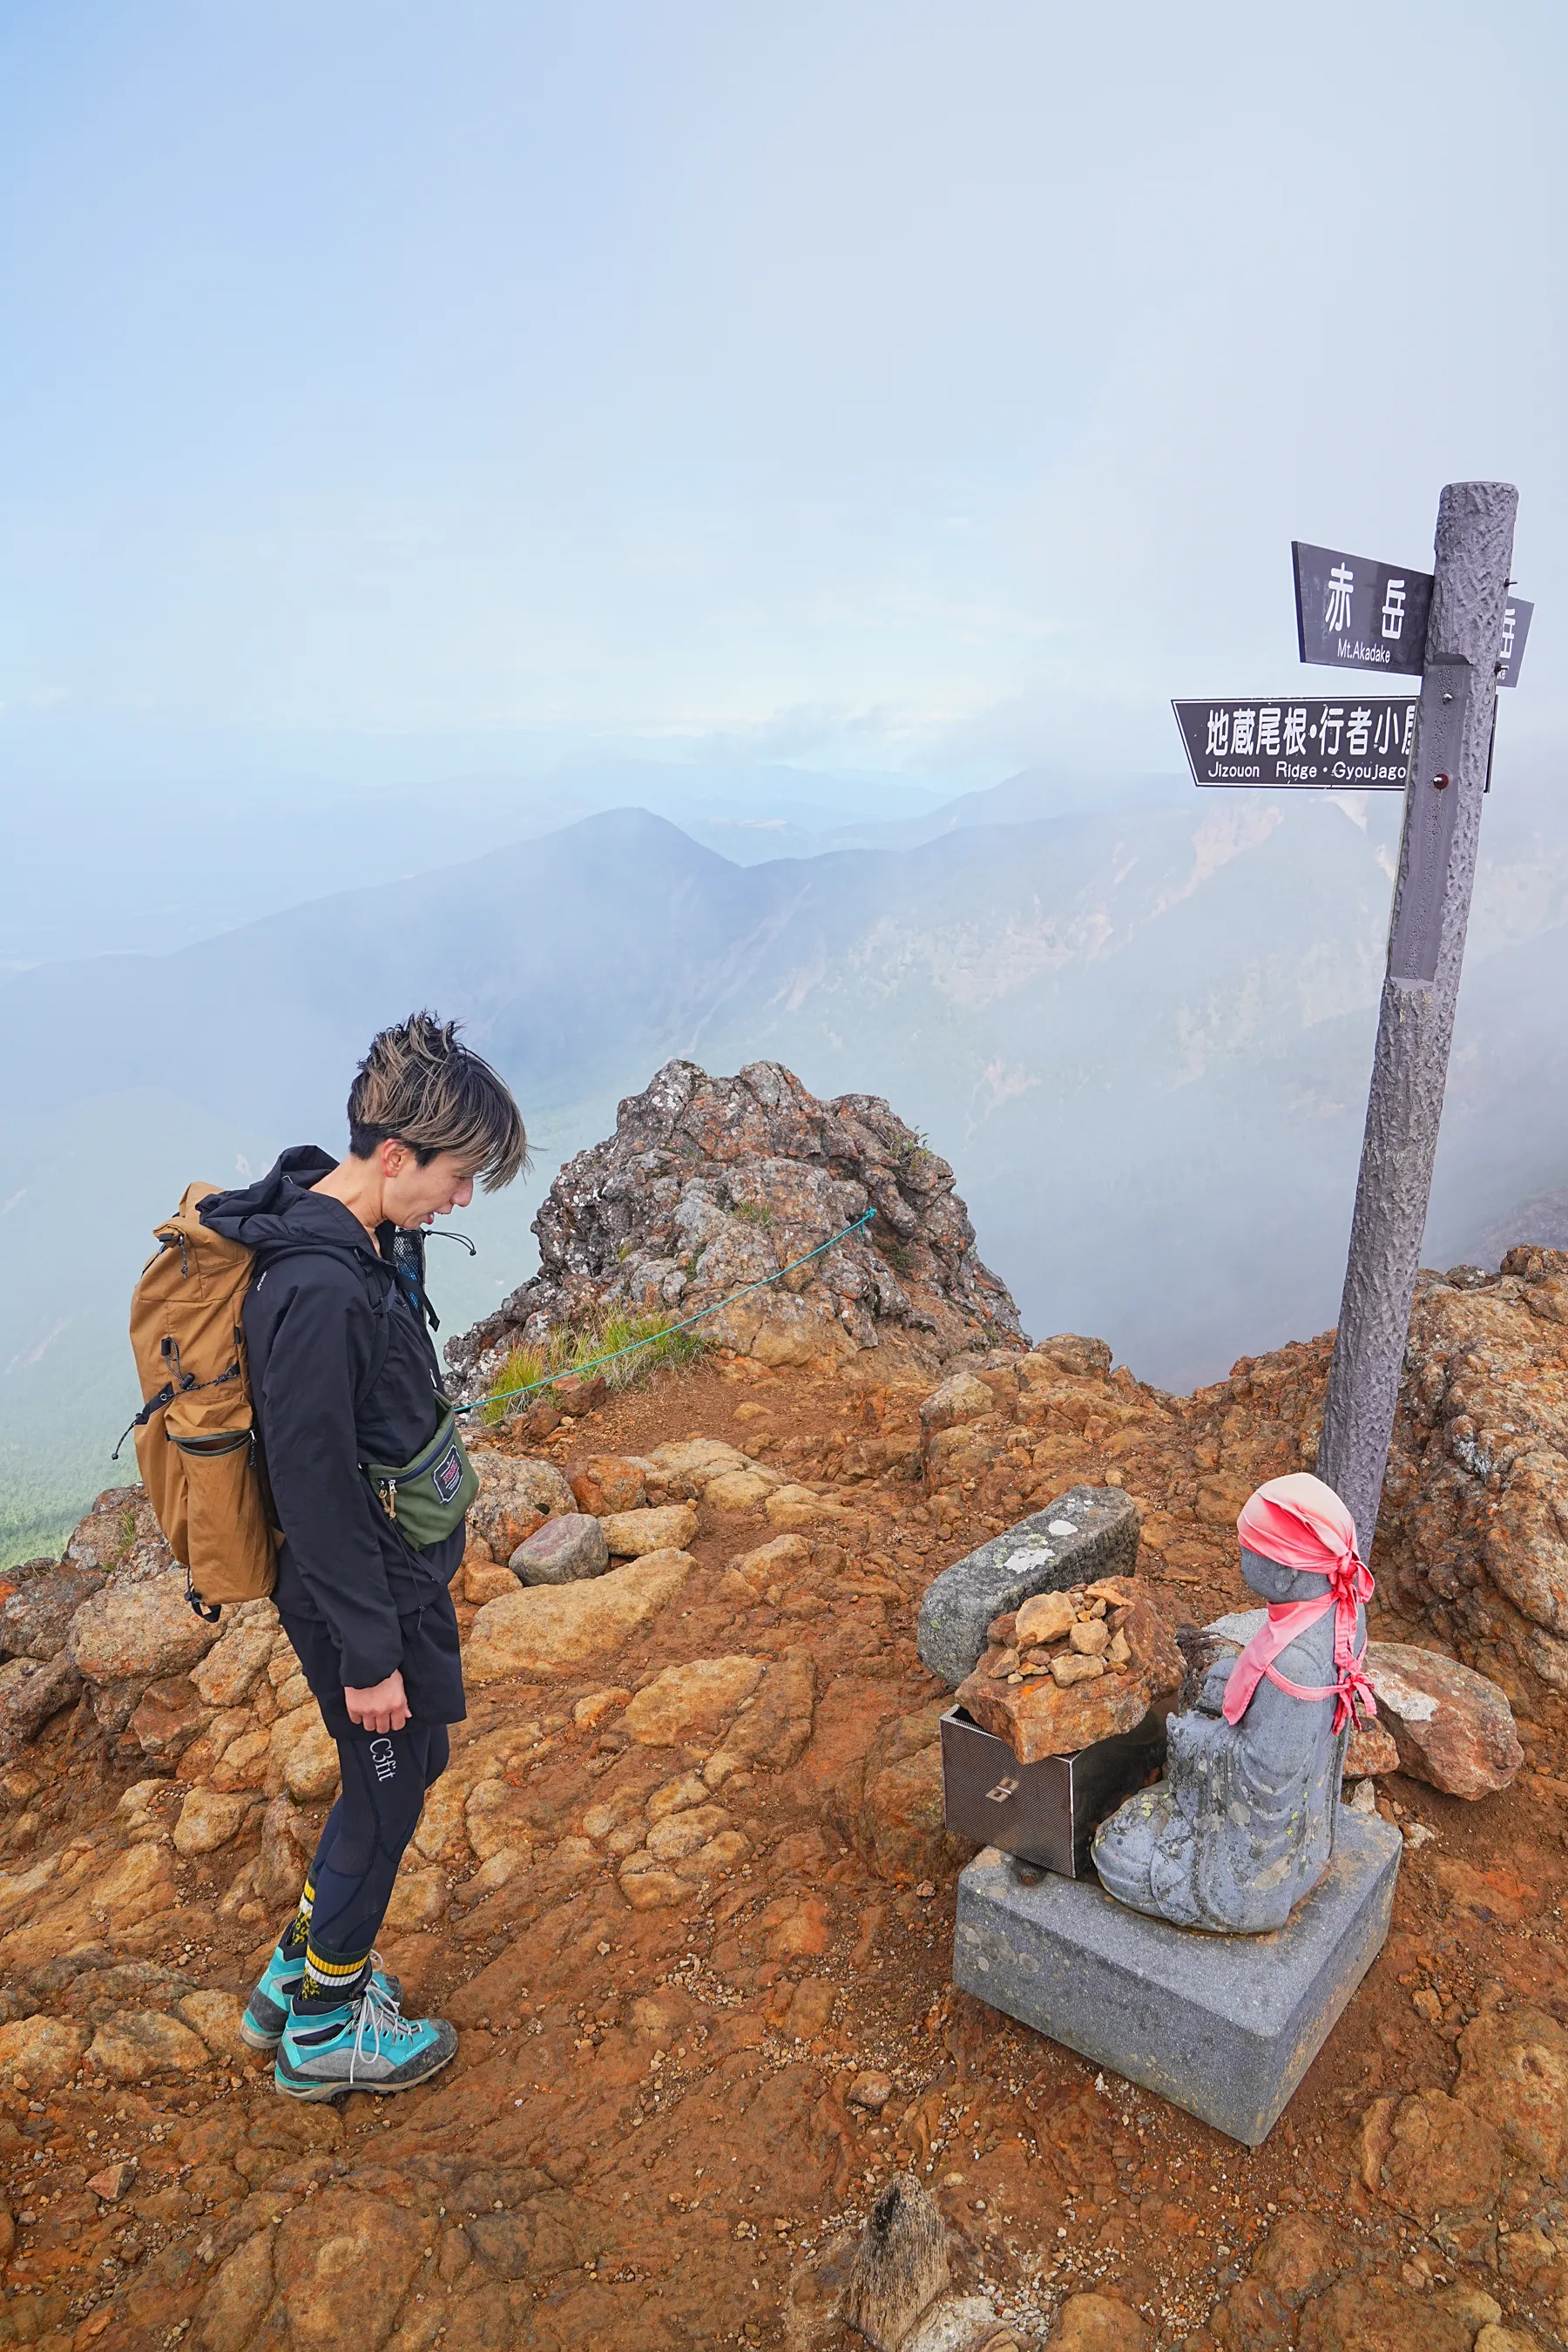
463, 1550, 694, 1682
86, 2159, 137, 2202
0, 1651, 82, 1759
601, 1503, 700, 1557
919, 1369, 999, 1443
128, 1674, 213, 1761
551, 1370, 608, 1416
570, 1455, 650, 1513
707, 1654, 817, 1772
87, 2009, 211, 2080
510, 1512, 611, 1585
463, 1558, 520, 1605
618, 1858, 687, 1910
0, 1563, 104, 1661
842, 2172, 949, 2351
1344, 1720, 1401, 1778
177, 1990, 248, 2059
728, 1532, 811, 1592
766, 1485, 845, 1530
1364, 1644, 1523, 1797
281, 1717, 341, 1803
45, 1956, 192, 2024
0, 2015, 90, 2091
191, 1614, 278, 1709
465, 1452, 575, 1558
68, 1567, 223, 1686
173, 1788, 257, 1856
255, 1795, 314, 1910
645, 1801, 732, 1859
64, 1487, 154, 1573
381, 1862, 448, 1933
858, 1713, 970, 1885
704, 1468, 782, 1511
622, 1655, 764, 1745
645, 1438, 753, 1486
1296, 2275, 1478, 2352
463, 1781, 537, 1863
197, 2230, 274, 2352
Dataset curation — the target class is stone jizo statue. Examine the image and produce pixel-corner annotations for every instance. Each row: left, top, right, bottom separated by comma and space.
1092, 1472, 1377, 1934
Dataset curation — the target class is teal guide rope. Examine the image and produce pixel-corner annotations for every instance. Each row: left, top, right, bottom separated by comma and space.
455, 1206, 876, 1417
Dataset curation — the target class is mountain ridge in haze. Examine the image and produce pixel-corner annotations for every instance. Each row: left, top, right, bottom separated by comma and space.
5, 781, 1568, 1559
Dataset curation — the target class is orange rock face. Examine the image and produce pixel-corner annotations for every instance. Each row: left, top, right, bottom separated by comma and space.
1377, 1248, 1568, 1713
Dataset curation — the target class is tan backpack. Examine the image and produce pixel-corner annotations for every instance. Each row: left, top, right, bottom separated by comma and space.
128, 1184, 279, 1615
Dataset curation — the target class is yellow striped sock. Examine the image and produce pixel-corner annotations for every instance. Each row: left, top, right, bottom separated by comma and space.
301, 1944, 371, 2002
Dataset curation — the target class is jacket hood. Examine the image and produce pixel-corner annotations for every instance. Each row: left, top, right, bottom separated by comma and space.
199, 1146, 382, 1265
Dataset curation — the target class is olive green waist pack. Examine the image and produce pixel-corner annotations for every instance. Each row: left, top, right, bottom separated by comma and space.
362, 1402, 480, 1551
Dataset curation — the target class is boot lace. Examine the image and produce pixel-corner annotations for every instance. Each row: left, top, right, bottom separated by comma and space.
349, 1979, 421, 2078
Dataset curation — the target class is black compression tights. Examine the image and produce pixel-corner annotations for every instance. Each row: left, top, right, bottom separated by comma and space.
300, 1720, 449, 1995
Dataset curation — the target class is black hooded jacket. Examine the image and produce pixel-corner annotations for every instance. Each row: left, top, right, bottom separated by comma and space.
199, 1146, 466, 1727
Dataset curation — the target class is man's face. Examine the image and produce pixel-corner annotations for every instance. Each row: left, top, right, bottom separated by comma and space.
382, 1145, 476, 1227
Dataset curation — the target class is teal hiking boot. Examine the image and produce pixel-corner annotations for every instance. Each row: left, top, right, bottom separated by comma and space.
274, 1980, 456, 2099
241, 1943, 402, 2052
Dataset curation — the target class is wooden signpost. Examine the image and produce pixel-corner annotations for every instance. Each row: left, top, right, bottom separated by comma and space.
1174, 482, 1526, 1549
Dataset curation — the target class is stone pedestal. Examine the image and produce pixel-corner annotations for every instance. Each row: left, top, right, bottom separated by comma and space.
952, 1813, 1402, 2146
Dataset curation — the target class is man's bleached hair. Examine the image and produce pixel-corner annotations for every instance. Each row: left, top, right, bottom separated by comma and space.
347, 1012, 528, 1192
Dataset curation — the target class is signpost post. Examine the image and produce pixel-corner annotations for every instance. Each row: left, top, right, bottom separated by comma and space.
1173, 481, 1523, 1551
1315, 483, 1517, 1547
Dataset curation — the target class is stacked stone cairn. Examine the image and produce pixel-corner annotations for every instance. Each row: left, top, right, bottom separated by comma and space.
954, 1576, 1183, 1764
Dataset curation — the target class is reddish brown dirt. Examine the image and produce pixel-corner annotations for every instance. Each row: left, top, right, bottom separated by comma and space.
2, 1342, 1565, 2350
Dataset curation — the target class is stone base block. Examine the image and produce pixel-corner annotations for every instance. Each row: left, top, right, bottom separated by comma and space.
953, 1813, 1402, 2146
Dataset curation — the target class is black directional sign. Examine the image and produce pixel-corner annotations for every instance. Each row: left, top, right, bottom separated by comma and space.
1294, 540, 1531, 686
1496, 596, 1533, 689
1173, 696, 1417, 790
1293, 541, 1433, 676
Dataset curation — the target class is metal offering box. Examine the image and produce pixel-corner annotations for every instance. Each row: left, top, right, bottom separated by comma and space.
940, 1705, 1166, 1879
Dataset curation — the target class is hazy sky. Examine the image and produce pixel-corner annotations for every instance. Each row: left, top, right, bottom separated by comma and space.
3, 1, 1564, 792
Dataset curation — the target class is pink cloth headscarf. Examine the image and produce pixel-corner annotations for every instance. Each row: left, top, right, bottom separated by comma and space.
1222, 1472, 1375, 1734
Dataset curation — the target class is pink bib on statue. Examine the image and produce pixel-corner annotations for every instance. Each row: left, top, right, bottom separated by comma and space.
1222, 1474, 1376, 1734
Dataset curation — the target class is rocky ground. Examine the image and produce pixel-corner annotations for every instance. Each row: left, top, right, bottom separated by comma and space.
3, 1272, 1568, 2350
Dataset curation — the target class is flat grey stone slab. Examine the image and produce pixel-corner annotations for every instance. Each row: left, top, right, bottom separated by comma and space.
952, 1811, 1402, 2146
916, 1486, 1139, 1686
1205, 1608, 1266, 1647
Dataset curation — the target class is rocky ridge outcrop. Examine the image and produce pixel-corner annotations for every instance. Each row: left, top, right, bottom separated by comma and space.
444, 1059, 1024, 1401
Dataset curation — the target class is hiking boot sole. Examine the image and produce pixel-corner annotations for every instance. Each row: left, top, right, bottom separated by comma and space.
240, 2010, 286, 2052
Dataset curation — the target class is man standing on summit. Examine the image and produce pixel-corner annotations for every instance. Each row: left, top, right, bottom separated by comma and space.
198, 1013, 527, 2098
